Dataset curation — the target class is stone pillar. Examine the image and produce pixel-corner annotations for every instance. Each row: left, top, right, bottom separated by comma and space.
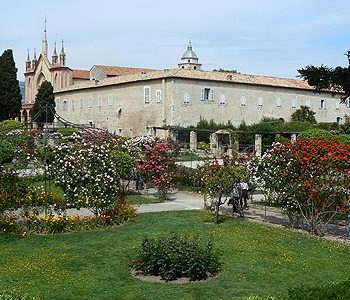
275, 133, 280, 142
291, 133, 297, 142
210, 133, 219, 158
255, 134, 262, 157
189, 131, 197, 151
167, 129, 176, 141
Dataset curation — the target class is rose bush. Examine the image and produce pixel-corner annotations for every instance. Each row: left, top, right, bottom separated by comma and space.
251, 138, 350, 235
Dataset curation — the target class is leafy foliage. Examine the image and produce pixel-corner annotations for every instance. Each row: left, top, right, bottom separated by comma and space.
0, 49, 22, 121
49, 129, 125, 215
251, 138, 350, 235
0, 140, 15, 164
139, 140, 178, 199
202, 161, 244, 223
291, 106, 317, 124
32, 81, 55, 126
132, 233, 221, 281
298, 50, 350, 103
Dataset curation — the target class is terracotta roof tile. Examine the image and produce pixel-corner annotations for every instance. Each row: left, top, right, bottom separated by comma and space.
57, 68, 328, 95
94, 65, 156, 76
72, 69, 90, 79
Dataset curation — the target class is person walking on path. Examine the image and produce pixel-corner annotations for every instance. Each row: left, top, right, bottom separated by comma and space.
240, 179, 249, 210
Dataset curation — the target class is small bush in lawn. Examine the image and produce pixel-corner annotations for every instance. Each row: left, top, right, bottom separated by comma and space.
132, 233, 221, 281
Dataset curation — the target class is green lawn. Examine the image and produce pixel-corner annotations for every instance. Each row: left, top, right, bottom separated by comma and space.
126, 192, 164, 205
1, 211, 349, 300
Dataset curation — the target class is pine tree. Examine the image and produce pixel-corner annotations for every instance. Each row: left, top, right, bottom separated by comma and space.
0, 49, 22, 121
298, 50, 350, 103
32, 81, 55, 127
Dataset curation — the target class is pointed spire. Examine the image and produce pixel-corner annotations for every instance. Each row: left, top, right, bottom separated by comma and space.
26, 49, 31, 71
53, 42, 57, 56
187, 40, 192, 50
59, 40, 66, 66
26, 49, 30, 62
42, 16, 48, 56
52, 42, 58, 65
32, 48, 37, 69
60, 40, 65, 55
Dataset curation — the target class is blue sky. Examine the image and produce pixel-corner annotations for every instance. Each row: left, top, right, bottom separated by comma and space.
2, 0, 350, 81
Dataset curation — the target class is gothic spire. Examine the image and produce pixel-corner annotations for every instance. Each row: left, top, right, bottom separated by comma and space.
41, 17, 48, 57
59, 40, 66, 66
52, 42, 58, 65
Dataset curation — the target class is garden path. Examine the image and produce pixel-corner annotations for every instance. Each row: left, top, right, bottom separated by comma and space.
137, 189, 350, 242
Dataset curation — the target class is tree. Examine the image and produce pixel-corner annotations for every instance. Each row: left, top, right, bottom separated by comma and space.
298, 50, 350, 103
291, 105, 317, 124
202, 161, 244, 223
252, 138, 350, 235
0, 49, 22, 121
139, 140, 178, 199
32, 81, 55, 126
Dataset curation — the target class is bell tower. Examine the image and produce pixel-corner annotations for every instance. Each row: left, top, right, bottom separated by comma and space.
178, 41, 202, 70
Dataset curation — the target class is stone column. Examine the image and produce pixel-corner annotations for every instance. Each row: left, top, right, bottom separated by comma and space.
210, 133, 219, 158
189, 131, 197, 151
291, 133, 297, 142
255, 134, 262, 157
275, 133, 280, 142
167, 129, 176, 141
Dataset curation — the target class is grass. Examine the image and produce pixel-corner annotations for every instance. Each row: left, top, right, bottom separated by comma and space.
176, 151, 205, 162
126, 192, 165, 205
1, 210, 349, 300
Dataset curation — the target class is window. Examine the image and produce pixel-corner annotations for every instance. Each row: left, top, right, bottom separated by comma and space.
63, 99, 67, 110
117, 106, 122, 117
319, 99, 325, 109
209, 89, 215, 101
201, 88, 210, 101
347, 99, 350, 108
220, 94, 226, 105
240, 95, 246, 106
305, 99, 311, 108
201, 88, 214, 101
108, 95, 113, 107
336, 117, 342, 124
88, 97, 93, 108
80, 99, 84, 110
257, 96, 263, 107
183, 92, 190, 104
156, 90, 161, 103
335, 100, 340, 110
144, 87, 150, 103
98, 96, 103, 107
56, 98, 60, 110
276, 97, 282, 107
291, 98, 297, 108
71, 99, 75, 111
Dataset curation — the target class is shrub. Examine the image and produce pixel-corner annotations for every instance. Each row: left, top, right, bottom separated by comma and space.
338, 134, 350, 145
132, 233, 221, 281
0, 140, 15, 163
297, 128, 334, 140
57, 127, 79, 136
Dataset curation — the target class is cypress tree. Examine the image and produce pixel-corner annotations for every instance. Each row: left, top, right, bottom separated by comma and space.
32, 81, 55, 127
0, 49, 22, 121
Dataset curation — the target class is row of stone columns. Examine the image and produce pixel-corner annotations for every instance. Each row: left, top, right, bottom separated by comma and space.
188, 131, 297, 157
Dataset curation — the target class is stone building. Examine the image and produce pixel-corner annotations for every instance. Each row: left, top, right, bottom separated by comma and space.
22, 26, 350, 134
54, 42, 350, 136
